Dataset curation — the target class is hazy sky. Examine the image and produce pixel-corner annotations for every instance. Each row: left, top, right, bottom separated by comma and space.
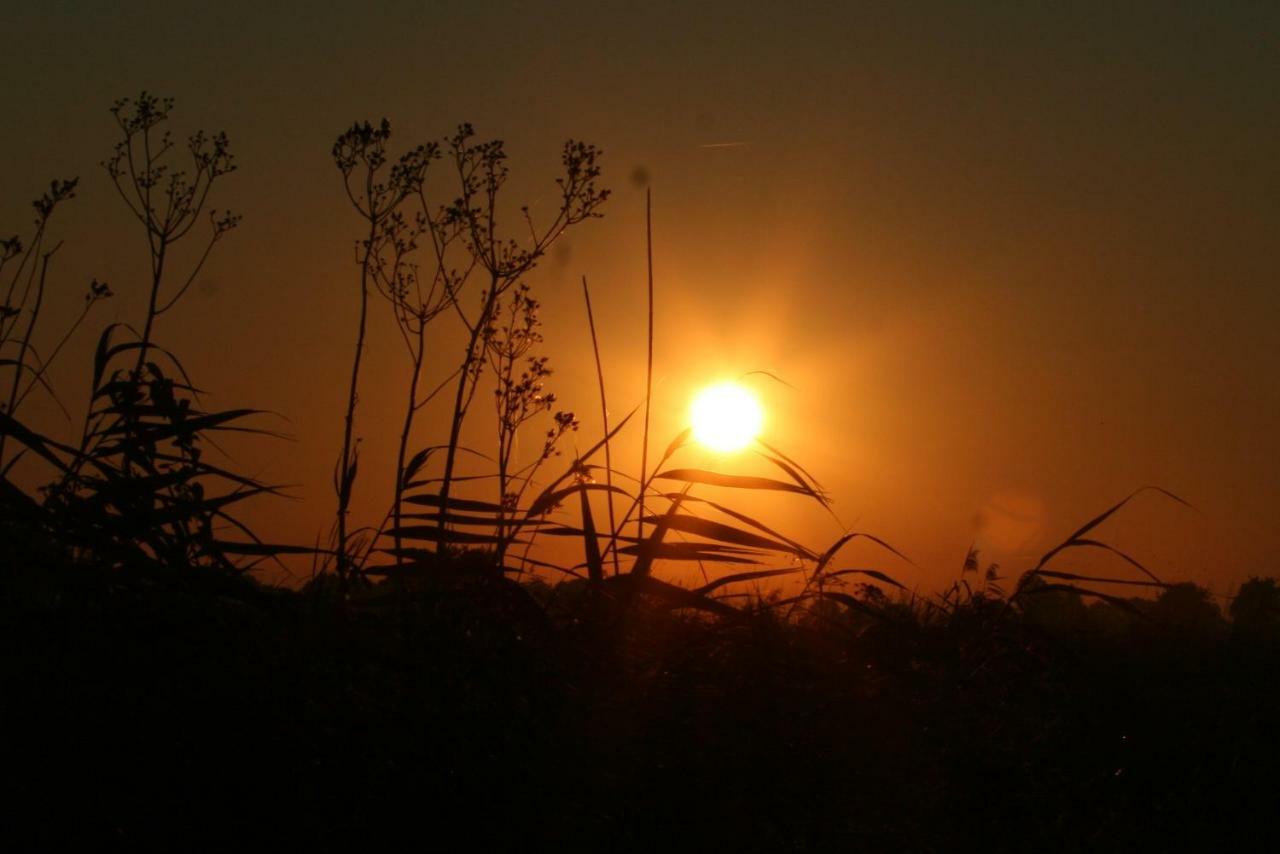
3, 1, 1277, 594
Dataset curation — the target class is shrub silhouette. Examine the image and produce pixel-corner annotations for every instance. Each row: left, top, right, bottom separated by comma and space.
1149, 582, 1226, 639
1230, 576, 1280, 640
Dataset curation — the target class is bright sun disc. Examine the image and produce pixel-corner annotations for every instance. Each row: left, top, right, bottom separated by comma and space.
690, 382, 764, 453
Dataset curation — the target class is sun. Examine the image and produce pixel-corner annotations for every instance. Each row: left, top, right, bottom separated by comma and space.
690, 381, 764, 453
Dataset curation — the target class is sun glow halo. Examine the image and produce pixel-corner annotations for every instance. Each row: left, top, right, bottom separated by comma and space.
690, 382, 764, 453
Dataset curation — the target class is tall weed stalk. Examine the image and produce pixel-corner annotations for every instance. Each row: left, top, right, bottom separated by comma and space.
330, 120, 430, 586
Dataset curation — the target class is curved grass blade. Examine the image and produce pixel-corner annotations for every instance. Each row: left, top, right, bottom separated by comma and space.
526, 406, 639, 514
385, 525, 519, 545
150, 451, 292, 494
658, 427, 691, 468
653, 468, 816, 498
397, 510, 548, 527
0, 411, 77, 474
94, 329, 199, 391
824, 567, 908, 590
815, 531, 915, 577
0, 449, 26, 479
399, 443, 495, 477
754, 451, 830, 504
739, 369, 794, 390
582, 275, 621, 576
404, 473, 499, 486
1031, 486, 1190, 576
1034, 568, 1170, 589
525, 481, 635, 518
1, 357, 70, 419
93, 408, 279, 441
659, 492, 818, 561
401, 493, 507, 514
755, 437, 826, 492
639, 512, 807, 557
401, 446, 435, 488
619, 542, 762, 564
533, 524, 631, 540
578, 477, 604, 583
1068, 538, 1164, 584
629, 488, 688, 578
693, 567, 803, 596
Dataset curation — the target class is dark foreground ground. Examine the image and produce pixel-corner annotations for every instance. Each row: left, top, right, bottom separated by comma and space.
3, 561, 1278, 852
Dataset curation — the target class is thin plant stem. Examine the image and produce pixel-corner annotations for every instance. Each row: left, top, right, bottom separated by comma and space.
639, 188, 654, 544
391, 320, 426, 566
582, 274, 620, 576
335, 218, 378, 584
0, 248, 55, 465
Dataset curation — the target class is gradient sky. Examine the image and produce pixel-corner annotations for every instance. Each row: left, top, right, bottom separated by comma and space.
3, 1, 1277, 595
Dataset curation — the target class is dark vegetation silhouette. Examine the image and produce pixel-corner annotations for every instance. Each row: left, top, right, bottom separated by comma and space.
2, 95, 1279, 849
2, 94, 292, 579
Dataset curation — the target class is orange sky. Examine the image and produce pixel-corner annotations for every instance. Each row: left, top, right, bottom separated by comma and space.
2, 2, 1277, 596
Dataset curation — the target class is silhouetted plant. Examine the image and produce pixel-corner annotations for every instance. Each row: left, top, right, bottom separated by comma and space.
1, 178, 113, 475
13, 93, 289, 574
368, 169, 472, 571
1011, 487, 1190, 615
481, 284, 578, 561
346, 124, 611, 595
579, 275, 620, 575
428, 126, 608, 548
329, 119, 431, 586
102, 93, 239, 371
